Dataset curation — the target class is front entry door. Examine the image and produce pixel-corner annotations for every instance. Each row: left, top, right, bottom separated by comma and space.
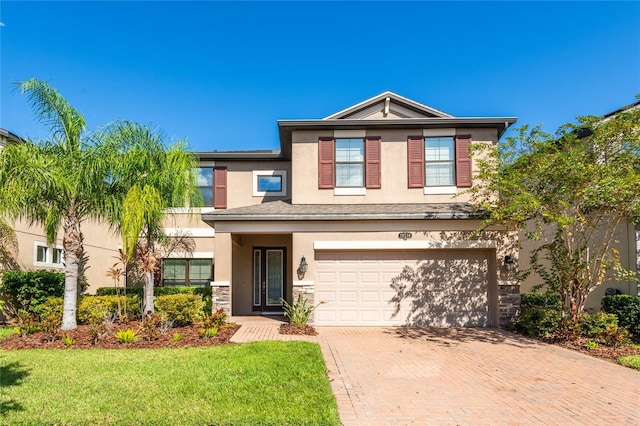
253, 248, 285, 312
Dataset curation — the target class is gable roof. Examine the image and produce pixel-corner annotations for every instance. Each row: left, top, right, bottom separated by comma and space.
324, 91, 454, 120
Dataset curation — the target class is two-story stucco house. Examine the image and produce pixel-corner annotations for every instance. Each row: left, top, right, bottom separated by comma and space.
195, 91, 520, 327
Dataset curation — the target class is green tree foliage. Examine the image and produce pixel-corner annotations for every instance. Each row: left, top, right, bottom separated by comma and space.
0, 270, 65, 314
469, 103, 640, 319
98, 121, 201, 314
0, 78, 199, 329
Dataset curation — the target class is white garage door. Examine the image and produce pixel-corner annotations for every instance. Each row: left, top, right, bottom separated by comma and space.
315, 250, 490, 327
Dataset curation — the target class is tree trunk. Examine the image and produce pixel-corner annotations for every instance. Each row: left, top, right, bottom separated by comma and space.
143, 271, 154, 315
61, 212, 82, 330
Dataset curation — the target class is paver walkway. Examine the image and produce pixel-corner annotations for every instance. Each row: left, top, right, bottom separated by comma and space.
230, 317, 640, 425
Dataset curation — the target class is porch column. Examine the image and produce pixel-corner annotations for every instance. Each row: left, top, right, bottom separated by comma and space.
211, 231, 232, 315
292, 232, 316, 324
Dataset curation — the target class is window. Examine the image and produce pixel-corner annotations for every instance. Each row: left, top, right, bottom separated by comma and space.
335, 138, 364, 187
407, 134, 472, 191
318, 137, 381, 191
425, 137, 455, 186
252, 170, 287, 197
197, 167, 214, 207
34, 242, 63, 267
163, 258, 212, 287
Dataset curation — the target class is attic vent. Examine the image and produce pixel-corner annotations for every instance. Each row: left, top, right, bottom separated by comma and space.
384, 97, 390, 117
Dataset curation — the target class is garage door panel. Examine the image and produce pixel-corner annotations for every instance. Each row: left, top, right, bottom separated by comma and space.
315, 250, 491, 327
340, 291, 357, 302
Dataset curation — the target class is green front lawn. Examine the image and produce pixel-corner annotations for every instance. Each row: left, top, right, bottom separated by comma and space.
618, 354, 640, 371
0, 327, 15, 340
0, 341, 340, 425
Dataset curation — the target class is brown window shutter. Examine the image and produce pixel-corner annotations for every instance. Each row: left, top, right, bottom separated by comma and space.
318, 138, 335, 189
214, 167, 227, 209
365, 137, 381, 189
455, 135, 472, 187
407, 136, 424, 188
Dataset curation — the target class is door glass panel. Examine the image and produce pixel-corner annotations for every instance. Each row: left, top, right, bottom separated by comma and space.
266, 250, 283, 306
253, 250, 261, 306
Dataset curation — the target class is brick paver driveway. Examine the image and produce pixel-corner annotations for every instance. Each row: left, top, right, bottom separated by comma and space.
318, 327, 640, 425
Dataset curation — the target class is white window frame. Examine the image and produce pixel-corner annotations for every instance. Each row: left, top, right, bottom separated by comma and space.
253, 170, 287, 197
33, 241, 64, 268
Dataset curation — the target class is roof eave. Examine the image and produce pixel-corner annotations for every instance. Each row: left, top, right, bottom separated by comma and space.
202, 211, 486, 222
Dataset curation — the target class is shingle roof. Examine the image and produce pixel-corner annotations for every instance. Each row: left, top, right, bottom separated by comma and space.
202, 200, 485, 222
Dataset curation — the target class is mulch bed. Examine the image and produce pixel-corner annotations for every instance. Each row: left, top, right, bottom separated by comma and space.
278, 323, 318, 336
0, 322, 240, 350
545, 336, 640, 361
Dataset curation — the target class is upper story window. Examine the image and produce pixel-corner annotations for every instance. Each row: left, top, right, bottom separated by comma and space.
408, 134, 472, 193
425, 137, 455, 186
34, 241, 63, 268
318, 137, 381, 193
335, 138, 364, 187
197, 167, 214, 206
253, 170, 287, 197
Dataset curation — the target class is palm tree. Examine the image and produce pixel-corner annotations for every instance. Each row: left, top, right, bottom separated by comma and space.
0, 217, 19, 271
0, 79, 121, 329
99, 121, 201, 314
0, 79, 199, 328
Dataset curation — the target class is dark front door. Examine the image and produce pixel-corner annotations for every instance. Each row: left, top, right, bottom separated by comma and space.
253, 247, 286, 312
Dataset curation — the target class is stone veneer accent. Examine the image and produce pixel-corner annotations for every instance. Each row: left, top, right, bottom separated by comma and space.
498, 282, 520, 328
292, 281, 316, 325
211, 282, 231, 315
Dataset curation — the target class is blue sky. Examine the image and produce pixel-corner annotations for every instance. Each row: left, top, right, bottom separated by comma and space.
1, 1, 639, 152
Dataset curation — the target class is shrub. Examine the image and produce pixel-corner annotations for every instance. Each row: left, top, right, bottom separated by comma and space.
141, 313, 174, 340
602, 294, 640, 337
172, 332, 183, 342
282, 295, 321, 328
520, 292, 562, 309
14, 310, 40, 337
584, 340, 598, 350
155, 294, 203, 326
78, 295, 141, 324
62, 334, 75, 346
201, 326, 218, 339
96, 286, 212, 314
0, 270, 64, 314
515, 306, 561, 337
601, 324, 631, 347
36, 297, 63, 323
198, 309, 227, 338
579, 312, 618, 338
116, 328, 140, 343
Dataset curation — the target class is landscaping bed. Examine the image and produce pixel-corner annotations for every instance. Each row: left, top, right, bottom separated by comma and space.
0, 322, 240, 350
546, 336, 640, 361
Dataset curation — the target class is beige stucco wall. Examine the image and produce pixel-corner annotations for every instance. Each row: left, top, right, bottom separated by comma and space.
291, 128, 498, 205
213, 219, 516, 318
213, 160, 291, 209
10, 218, 121, 294
518, 221, 637, 312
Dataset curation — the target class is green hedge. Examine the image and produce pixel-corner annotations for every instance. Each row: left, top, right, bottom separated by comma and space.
96, 286, 210, 298
40, 295, 143, 324
520, 292, 562, 309
602, 294, 640, 336
0, 270, 65, 314
155, 294, 203, 326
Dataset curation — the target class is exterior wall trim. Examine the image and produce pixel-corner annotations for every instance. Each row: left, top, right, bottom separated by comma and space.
313, 240, 497, 250
163, 227, 216, 237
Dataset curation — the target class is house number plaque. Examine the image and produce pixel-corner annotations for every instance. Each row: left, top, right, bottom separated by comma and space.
398, 232, 413, 241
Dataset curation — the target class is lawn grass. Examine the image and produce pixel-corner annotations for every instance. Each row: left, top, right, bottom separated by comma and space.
0, 327, 15, 340
0, 341, 340, 425
618, 354, 640, 371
